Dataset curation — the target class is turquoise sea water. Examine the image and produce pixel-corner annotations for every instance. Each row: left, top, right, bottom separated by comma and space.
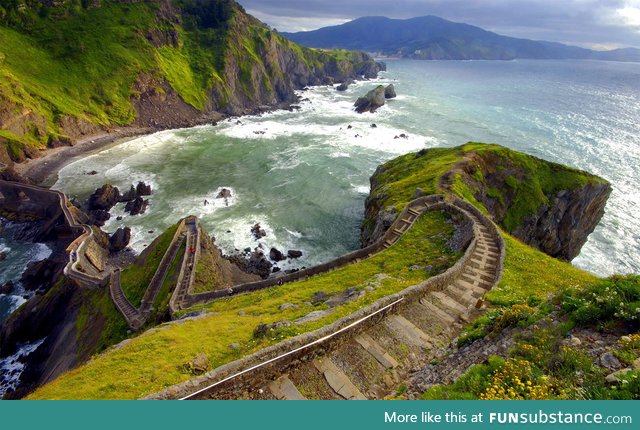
52, 59, 640, 277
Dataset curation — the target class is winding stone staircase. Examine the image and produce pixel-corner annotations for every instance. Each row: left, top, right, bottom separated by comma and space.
146, 196, 505, 400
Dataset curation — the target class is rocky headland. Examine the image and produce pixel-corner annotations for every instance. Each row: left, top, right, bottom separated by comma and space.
362, 143, 611, 262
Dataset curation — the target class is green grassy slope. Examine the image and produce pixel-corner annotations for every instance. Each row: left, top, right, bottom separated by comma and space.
0, 0, 374, 163
28, 210, 458, 399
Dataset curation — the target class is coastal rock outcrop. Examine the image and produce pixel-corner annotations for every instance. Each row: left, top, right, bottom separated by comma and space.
0, 0, 383, 171
354, 86, 386, 113
88, 184, 120, 211
109, 227, 131, 253
228, 250, 273, 279
384, 84, 397, 99
362, 143, 612, 261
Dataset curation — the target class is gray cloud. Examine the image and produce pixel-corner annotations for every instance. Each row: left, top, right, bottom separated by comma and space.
239, 0, 640, 49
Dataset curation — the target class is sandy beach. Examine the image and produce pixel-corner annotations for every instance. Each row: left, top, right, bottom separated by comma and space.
13, 127, 156, 187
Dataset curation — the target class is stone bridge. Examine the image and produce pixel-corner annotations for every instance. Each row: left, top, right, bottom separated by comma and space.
146, 196, 505, 400
0, 179, 109, 287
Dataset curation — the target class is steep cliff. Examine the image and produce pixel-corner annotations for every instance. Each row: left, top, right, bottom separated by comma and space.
363, 143, 611, 261
0, 0, 381, 164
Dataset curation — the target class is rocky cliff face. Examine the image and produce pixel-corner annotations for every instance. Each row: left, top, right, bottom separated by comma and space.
0, 0, 383, 165
361, 144, 611, 262
510, 183, 611, 260
440, 150, 612, 261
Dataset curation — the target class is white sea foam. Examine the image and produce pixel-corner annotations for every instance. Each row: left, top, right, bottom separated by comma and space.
0, 338, 46, 397
352, 185, 371, 194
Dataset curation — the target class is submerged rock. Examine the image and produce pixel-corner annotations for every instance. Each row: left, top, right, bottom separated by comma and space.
251, 223, 267, 240
216, 188, 232, 199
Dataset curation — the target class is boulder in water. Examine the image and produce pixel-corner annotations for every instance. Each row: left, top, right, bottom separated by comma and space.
135, 181, 152, 196
88, 184, 120, 211
354, 85, 386, 113
0, 280, 14, 295
336, 80, 353, 91
384, 84, 397, 99
109, 227, 131, 253
269, 247, 285, 262
124, 196, 148, 216
89, 210, 111, 227
287, 249, 303, 259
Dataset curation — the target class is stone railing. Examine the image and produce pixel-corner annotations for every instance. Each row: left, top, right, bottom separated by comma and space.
147, 196, 504, 400
168, 216, 201, 316
109, 218, 188, 329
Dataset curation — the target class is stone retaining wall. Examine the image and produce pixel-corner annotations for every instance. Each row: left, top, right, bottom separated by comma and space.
181, 195, 447, 308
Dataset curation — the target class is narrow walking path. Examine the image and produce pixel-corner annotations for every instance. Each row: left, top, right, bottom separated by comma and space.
147, 196, 506, 400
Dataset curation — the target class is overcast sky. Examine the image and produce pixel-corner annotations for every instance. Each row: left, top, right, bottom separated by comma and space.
239, 0, 640, 50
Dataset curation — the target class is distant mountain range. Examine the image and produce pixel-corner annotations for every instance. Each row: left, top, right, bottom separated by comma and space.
283, 16, 640, 62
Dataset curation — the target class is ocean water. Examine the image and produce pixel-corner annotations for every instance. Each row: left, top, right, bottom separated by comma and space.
53, 60, 640, 277
0, 220, 52, 323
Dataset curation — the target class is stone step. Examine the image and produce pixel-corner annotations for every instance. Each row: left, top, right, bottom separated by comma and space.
477, 272, 495, 283
407, 207, 421, 217
384, 315, 433, 349
445, 284, 478, 307
454, 279, 486, 296
355, 334, 399, 369
431, 291, 468, 314
313, 358, 367, 400
459, 273, 479, 286
268, 375, 307, 400
418, 297, 456, 325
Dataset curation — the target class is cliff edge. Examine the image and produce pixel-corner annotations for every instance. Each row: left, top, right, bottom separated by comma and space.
362, 143, 611, 261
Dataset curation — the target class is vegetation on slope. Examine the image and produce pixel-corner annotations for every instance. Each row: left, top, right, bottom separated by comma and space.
364, 143, 609, 260
368, 143, 604, 230
423, 275, 640, 400
0, 0, 376, 163
29, 210, 458, 399
120, 223, 179, 308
